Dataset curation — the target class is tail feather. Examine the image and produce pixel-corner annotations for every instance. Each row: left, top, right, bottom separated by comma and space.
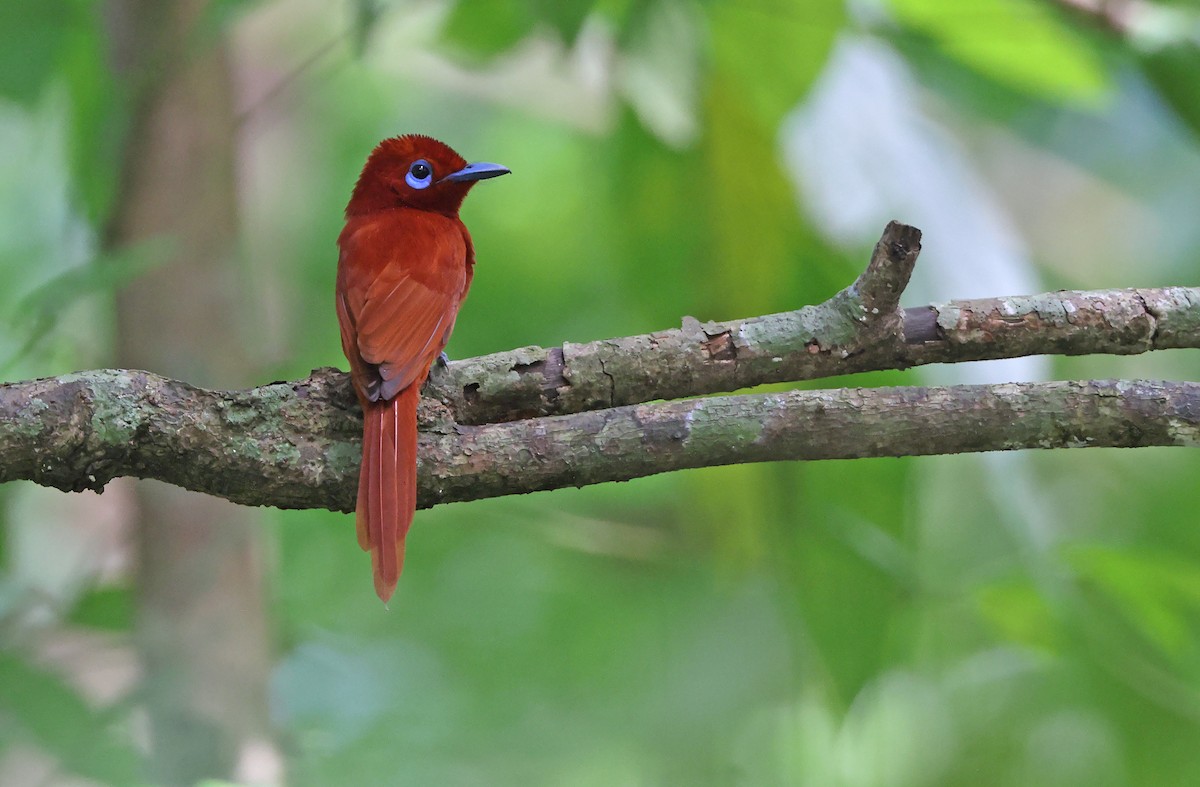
358, 387, 419, 602
355, 405, 374, 552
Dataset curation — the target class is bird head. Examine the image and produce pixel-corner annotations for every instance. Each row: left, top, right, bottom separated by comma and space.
345, 134, 510, 217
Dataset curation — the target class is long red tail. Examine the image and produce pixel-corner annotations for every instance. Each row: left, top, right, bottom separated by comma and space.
356, 386, 419, 602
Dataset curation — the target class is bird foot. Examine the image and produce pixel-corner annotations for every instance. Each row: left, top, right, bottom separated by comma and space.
424, 352, 451, 388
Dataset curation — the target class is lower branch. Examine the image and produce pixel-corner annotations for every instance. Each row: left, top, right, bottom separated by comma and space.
426, 379, 1200, 504
2, 371, 1195, 511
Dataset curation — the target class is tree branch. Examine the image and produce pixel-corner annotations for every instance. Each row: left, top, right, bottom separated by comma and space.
1, 222, 1197, 512
1, 371, 1197, 512
427, 226, 1196, 424
427, 380, 1200, 504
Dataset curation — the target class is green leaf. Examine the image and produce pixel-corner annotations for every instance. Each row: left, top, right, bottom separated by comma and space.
0, 0, 125, 222
706, 0, 844, 130
1141, 45, 1200, 143
596, 0, 657, 46
1069, 546, 1200, 661
701, 74, 804, 313
2, 238, 172, 373
0, 651, 140, 783
68, 586, 134, 632
58, 5, 127, 224
441, 0, 538, 57
441, 0, 597, 54
350, 0, 384, 56
888, 0, 1108, 102
0, 3, 74, 106
530, 0, 597, 44
976, 578, 1061, 652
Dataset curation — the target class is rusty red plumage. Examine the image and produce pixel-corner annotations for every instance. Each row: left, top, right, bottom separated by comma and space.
336, 134, 509, 601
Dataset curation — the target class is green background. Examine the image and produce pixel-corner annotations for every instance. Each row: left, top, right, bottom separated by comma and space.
2, 0, 1200, 784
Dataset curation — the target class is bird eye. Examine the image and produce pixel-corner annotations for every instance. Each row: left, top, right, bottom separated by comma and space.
406, 160, 433, 190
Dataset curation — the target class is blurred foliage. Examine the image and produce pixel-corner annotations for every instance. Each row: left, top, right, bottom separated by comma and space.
0, 652, 139, 783
443, 0, 596, 55
1, 0, 1200, 784
1141, 44, 1200, 141
890, 0, 1108, 101
0, 0, 124, 223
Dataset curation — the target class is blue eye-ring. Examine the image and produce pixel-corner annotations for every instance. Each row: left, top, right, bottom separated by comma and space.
406, 160, 433, 189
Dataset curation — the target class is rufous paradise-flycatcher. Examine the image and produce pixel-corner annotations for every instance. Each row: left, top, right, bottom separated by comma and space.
337, 134, 509, 601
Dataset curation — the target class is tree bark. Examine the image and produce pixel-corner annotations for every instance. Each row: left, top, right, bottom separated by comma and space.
102, 1, 275, 783
426, 283, 1199, 426
3, 370, 1196, 512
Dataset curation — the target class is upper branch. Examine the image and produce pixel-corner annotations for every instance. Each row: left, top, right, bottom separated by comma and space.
426, 225, 1197, 424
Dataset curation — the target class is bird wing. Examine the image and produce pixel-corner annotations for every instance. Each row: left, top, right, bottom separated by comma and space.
337, 212, 469, 402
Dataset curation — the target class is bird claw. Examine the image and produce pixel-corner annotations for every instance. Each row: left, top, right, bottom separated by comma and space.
424, 352, 450, 386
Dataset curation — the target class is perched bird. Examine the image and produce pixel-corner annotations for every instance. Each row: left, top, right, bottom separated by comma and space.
336, 135, 509, 601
